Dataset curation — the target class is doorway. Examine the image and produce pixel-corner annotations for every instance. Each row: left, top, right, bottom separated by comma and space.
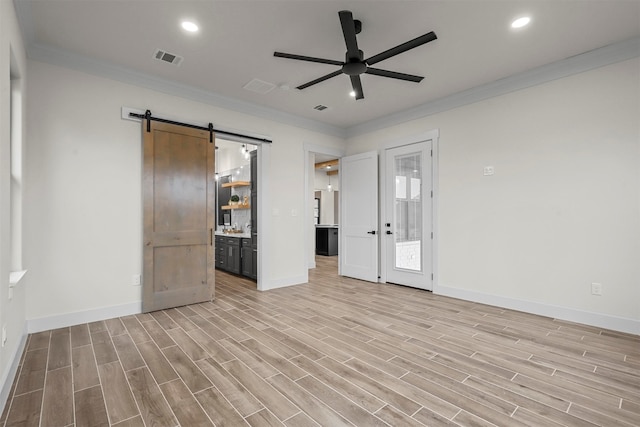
304, 145, 344, 273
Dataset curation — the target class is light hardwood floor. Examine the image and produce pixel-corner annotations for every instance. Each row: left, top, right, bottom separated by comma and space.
2, 255, 639, 426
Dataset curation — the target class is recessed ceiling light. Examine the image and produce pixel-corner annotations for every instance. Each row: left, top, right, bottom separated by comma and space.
349, 91, 356, 97
181, 21, 199, 32
511, 16, 531, 29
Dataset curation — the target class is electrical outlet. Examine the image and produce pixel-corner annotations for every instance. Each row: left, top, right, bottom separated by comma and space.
591, 282, 602, 296
132, 274, 141, 286
483, 166, 495, 176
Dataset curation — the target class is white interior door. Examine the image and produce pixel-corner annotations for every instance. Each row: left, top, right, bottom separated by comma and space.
340, 151, 378, 282
384, 141, 433, 290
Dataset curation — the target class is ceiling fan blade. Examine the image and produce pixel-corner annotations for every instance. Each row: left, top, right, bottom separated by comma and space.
350, 75, 364, 100
274, 52, 344, 66
297, 70, 343, 90
365, 31, 437, 66
339, 10, 360, 59
365, 67, 424, 82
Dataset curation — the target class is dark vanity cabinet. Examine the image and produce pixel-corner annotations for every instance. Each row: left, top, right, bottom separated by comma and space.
241, 238, 257, 280
215, 236, 241, 275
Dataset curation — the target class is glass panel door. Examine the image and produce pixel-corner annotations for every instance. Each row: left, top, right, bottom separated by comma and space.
393, 152, 422, 272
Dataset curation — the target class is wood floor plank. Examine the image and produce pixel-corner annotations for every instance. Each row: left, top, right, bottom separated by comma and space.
121, 316, 152, 344
295, 374, 388, 426
140, 319, 176, 349
47, 328, 71, 371
91, 330, 119, 365
162, 345, 212, 393
41, 367, 73, 426
75, 385, 109, 427
195, 357, 264, 417
5, 389, 43, 427
97, 361, 140, 424
289, 355, 386, 413
26, 331, 50, 352
160, 379, 215, 427
71, 345, 100, 391
126, 367, 178, 426
316, 356, 422, 416
245, 409, 285, 427
166, 327, 209, 361
136, 340, 179, 385
266, 374, 352, 427
70, 324, 91, 348
186, 328, 235, 363
194, 387, 249, 427
105, 318, 127, 337
223, 359, 299, 421
15, 348, 48, 395
112, 334, 146, 372
220, 338, 279, 378
375, 404, 430, 427
111, 415, 145, 427
240, 338, 307, 381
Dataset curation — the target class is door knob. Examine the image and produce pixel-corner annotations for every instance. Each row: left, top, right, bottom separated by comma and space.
367, 230, 376, 235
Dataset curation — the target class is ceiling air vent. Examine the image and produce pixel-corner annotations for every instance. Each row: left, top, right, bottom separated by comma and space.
314, 105, 328, 111
243, 78, 276, 94
153, 49, 183, 66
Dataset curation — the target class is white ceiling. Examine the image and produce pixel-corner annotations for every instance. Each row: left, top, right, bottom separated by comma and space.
15, 0, 640, 133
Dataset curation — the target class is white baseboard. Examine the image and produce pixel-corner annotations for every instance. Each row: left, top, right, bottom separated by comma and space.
435, 284, 639, 335
261, 274, 309, 291
27, 302, 141, 334
0, 324, 28, 416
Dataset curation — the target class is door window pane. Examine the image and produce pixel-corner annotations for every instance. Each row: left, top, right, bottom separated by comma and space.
394, 153, 422, 271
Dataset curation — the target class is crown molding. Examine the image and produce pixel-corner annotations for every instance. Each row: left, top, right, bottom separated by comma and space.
25, 42, 347, 139
346, 36, 640, 138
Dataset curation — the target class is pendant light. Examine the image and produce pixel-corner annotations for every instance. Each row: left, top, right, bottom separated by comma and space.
327, 175, 333, 192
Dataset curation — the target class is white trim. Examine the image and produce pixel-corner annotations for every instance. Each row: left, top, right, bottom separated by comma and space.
27, 302, 141, 334
436, 284, 639, 335
256, 143, 270, 291
9, 270, 27, 287
0, 324, 28, 416
347, 36, 640, 138
262, 275, 309, 291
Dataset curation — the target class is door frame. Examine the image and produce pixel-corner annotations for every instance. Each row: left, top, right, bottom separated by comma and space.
304, 143, 345, 271
379, 129, 439, 290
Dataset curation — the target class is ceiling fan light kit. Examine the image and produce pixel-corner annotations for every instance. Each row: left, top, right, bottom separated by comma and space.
274, 10, 437, 100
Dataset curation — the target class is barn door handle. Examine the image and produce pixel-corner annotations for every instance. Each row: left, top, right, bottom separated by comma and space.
367, 230, 376, 235
210, 229, 213, 246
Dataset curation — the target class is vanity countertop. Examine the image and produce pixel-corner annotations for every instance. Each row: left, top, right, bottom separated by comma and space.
215, 231, 251, 239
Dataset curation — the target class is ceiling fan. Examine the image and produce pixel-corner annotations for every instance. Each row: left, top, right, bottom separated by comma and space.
274, 10, 437, 100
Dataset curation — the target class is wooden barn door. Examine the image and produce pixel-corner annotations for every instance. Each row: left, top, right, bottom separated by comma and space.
142, 120, 215, 312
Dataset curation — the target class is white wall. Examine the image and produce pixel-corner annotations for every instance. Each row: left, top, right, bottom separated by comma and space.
24, 59, 344, 326
0, 0, 28, 410
347, 58, 640, 333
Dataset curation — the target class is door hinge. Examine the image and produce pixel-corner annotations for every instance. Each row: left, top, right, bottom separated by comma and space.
431, 273, 434, 280
431, 190, 433, 198
431, 232, 433, 239
430, 149, 433, 157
